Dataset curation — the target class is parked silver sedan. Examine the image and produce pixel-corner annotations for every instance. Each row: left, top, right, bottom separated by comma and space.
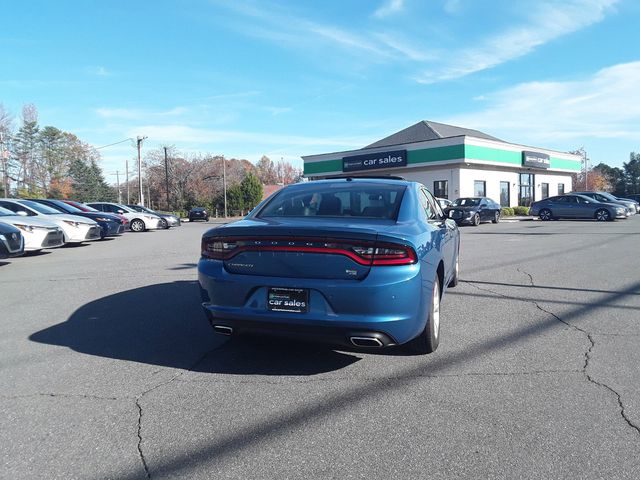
530, 194, 627, 221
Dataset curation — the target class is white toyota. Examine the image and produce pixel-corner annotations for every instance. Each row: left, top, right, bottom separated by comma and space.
0, 206, 65, 251
0, 199, 101, 244
86, 202, 162, 232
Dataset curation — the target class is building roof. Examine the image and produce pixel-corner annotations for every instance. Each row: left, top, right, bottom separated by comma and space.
364, 120, 503, 149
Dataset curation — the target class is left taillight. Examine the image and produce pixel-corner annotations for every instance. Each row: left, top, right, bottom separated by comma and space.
202, 238, 239, 260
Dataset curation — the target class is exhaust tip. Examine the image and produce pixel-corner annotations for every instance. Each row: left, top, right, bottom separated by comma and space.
350, 336, 383, 348
213, 325, 233, 336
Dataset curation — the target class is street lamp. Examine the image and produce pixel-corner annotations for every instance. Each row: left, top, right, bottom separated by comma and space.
136, 136, 147, 206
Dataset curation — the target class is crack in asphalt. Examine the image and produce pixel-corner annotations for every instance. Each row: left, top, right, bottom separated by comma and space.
133, 347, 220, 480
135, 399, 151, 479
463, 271, 640, 437
170, 368, 582, 386
0, 393, 121, 401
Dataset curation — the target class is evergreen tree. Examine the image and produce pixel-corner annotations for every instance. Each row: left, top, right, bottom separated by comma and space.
240, 172, 264, 210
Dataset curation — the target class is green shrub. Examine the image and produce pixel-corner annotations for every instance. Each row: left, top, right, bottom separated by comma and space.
500, 207, 514, 217
513, 206, 530, 216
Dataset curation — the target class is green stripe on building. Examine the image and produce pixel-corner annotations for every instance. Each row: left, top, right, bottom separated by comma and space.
407, 144, 465, 164
304, 159, 342, 175
550, 157, 581, 171
464, 144, 521, 165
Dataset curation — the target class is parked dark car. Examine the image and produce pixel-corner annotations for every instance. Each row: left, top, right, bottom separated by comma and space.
0, 222, 25, 258
572, 191, 636, 216
613, 195, 640, 213
445, 197, 501, 226
189, 207, 209, 222
530, 194, 627, 221
126, 205, 181, 229
28, 198, 125, 239
198, 177, 460, 354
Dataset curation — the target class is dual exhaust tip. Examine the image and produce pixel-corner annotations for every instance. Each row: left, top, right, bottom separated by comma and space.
213, 325, 233, 336
350, 336, 383, 348
213, 325, 384, 348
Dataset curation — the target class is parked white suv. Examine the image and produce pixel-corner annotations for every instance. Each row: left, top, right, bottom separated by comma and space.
87, 202, 161, 232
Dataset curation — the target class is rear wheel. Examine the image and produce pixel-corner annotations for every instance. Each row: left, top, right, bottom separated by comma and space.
595, 209, 611, 222
406, 276, 441, 354
472, 213, 480, 226
539, 208, 553, 221
492, 211, 500, 223
130, 219, 145, 232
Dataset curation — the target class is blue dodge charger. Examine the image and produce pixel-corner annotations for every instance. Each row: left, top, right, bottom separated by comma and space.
198, 177, 460, 354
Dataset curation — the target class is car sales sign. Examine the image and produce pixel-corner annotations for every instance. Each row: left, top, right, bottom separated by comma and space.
522, 151, 550, 169
343, 150, 407, 172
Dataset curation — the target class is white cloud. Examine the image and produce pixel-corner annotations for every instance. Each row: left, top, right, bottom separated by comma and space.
443, 0, 462, 14
125, 124, 370, 149
96, 107, 188, 120
414, 0, 619, 83
444, 61, 640, 143
373, 0, 405, 18
86, 66, 111, 77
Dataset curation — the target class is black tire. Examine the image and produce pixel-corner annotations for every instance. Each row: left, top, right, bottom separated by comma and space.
595, 209, 611, 222
472, 213, 480, 226
130, 219, 145, 232
405, 276, 441, 354
448, 253, 459, 288
539, 208, 553, 221
160, 218, 169, 229
492, 211, 500, 223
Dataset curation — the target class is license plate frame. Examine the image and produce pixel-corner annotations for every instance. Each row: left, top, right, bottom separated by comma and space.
267, 287, 309, 313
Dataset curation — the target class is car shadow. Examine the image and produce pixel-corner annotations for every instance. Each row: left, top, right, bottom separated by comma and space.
28, 280, 361, 376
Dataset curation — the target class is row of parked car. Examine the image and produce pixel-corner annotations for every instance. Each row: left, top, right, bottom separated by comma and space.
0, 199, 182, 259
436, 191, 640, 225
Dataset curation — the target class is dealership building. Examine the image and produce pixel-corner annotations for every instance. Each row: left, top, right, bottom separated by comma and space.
302, 121, 583, 207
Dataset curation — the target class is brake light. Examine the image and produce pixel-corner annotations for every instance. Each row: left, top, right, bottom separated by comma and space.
201, 237, 417, 266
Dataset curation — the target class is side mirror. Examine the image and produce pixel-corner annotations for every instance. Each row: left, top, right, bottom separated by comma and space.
16, 211, 28, 216
117, 209, 125, 214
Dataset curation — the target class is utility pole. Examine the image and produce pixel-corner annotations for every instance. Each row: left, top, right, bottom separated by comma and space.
136, 136, 147, 206
111, 170, 123, 204
222, 155, 227, 218
126, 159, 130, 204
0, 132, 9, 197
164, 147, 170, 211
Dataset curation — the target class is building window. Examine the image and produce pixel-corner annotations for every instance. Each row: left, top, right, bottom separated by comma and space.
474, 180, 486, 197
518, 173, 534, 207
499, 181, 510, 207
558, 183, 565, 195
541, 183, 549, 199
433, 180, 448, 199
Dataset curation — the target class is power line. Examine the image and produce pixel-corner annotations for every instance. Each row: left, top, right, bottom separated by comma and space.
95, 138, 133, 150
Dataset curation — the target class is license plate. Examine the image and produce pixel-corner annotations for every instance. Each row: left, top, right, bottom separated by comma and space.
267, 287, 309, 313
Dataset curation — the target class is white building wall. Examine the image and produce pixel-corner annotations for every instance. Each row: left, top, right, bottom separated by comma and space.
533, 173, 573, 199
401, 167, 461, 199
458, 168, 519, 205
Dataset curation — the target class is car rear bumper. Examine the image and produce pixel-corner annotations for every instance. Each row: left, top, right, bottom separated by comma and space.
198, 258, 433, 347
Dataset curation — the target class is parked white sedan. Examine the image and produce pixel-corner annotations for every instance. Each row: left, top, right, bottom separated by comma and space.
86, 202, 162, 232
0, 206, 65, 251
0, 199, 101, 244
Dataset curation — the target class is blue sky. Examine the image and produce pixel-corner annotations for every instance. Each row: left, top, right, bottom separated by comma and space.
2, 0, 639, 184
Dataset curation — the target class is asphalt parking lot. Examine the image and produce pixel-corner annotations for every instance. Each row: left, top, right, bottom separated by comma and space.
1, 217, 639, 479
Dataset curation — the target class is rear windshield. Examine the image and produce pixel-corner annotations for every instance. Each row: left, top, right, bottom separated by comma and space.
258, 183, 406, 219
452, 198, 480, 207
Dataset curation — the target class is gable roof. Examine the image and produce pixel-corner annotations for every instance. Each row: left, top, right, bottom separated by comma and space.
364, 120, 503, 149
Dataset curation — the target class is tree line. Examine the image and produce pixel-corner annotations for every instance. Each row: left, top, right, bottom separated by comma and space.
1, 102, 303, 215
0, 104, 114, 201
570, 148, 640, 195
141, 149, 302, 216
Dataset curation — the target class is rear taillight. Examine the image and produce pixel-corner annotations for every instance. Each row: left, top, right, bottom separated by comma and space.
201, 237, 417, 266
